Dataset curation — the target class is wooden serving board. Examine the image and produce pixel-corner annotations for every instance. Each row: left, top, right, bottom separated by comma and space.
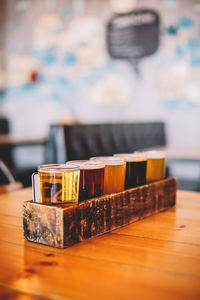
23, 177, 177, 248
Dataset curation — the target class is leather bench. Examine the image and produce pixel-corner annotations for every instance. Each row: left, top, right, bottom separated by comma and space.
45, 122, 166, 163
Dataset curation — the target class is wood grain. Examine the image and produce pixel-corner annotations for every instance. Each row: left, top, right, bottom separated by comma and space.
0, 186, 200, 299
0, 285, 46, 300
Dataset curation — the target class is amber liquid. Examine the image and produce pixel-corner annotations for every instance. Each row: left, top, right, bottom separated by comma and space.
79, 167, 104, 201
125, 160, 147, 189
146, 158, 165, 183
38, 170, 80, 204
104, 163, 126, 194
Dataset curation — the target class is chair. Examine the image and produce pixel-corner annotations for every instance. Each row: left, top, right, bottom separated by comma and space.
0, 117, 9, 134
0, 160, 23, 194
0, 117, 14, 170
45, 122, 167, 163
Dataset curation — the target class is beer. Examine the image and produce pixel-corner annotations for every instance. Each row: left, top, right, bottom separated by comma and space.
90, 156, 116, 161
114, 154, 147, 189
67, 160, 88, 164
79, 161, 104, 201
103, 160, 126, 194
113, 153, 133, 158
38, 164, 80, 204
146, 151, 166, 183
90, 156, 126, 194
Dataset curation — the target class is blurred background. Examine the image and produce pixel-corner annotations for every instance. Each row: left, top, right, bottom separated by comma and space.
0, 0, 200, 189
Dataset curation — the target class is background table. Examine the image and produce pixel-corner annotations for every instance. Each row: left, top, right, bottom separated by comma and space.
0, 134, 46, 146
143, 146, 200, 191
0, 134, 46, 187
0, 188, 199, 299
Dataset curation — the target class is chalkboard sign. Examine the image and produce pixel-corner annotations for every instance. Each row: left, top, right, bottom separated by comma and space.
107, 9, 160, 73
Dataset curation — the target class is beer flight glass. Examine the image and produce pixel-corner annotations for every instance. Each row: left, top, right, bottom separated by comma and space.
114, 153, 147, 189
90, 156, 126, 194
145, 151, 166, 183
67, 160, 105, 201
134, 150, 166, 183
32, 151, 166, 205
32, 164, 80, 204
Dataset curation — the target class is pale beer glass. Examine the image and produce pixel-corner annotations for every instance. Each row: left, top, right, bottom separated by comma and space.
36, 164, 80, 204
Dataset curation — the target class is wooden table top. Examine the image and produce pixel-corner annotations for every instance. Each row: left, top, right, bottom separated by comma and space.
0, 188, 200, 300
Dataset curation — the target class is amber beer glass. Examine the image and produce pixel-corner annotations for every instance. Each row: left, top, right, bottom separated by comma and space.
146, 151, 166, 183
90, 156, 115, 161
103, 160, 126, 194
38, 164, 80, 204
90, 156, 126, 194
114, 154, 147, 189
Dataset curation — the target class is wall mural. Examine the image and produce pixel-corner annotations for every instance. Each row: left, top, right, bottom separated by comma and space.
0, 0, 200, 144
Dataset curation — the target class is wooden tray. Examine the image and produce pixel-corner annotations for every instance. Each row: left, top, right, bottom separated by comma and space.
23, 177, 177, 248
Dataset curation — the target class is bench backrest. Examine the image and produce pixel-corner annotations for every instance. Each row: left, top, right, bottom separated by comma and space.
45, 122, 166, 163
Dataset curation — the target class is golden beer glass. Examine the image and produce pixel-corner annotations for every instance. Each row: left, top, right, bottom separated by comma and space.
145, 151, 166, 183
38, 164, 80, 204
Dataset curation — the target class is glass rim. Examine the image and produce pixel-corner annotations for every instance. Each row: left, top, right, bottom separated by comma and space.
114, 153, 134, 157
79, 161, 105, 170
38, 163, 80, 173
66, 160, 88, 165
114, 153, 147, 162
146, 150, 166, 159
90, 156, 119, 161
104, 160, 126, 166
91, 158, 126, 165
125, 156, 147, 162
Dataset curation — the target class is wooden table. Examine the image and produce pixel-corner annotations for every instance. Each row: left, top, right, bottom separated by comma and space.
0, 188, 200, 300
0, 134, 46, 146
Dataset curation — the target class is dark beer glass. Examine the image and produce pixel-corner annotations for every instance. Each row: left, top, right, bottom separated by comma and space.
68, 160, 105, 201
80, 161, 104, 201
114, 154, 147, 189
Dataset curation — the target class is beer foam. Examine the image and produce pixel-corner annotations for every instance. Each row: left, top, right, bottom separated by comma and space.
114, 153, 133, 157
146, 151, 166, 159
104, 160, 126, 166
125, 156, 147, 162
91, 156, 125, 165
114, 153, 147, 162
90, 156, 117, 161
80, 161, 105, 170
66, 160, 88, 166
38, 164, 79, 173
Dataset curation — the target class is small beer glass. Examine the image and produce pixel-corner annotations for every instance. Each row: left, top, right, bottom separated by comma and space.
33, 164, 80, 204
145, 151, 166, 183
78, 161, 105, 201
114, 153, 147, 189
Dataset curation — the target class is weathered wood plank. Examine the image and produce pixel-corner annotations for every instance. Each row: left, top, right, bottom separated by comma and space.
23, 178, 177, 248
